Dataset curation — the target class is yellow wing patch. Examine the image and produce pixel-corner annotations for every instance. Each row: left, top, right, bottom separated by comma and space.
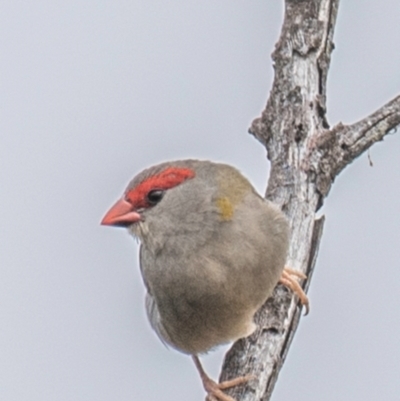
215, 164, 254, 221
216, 197, 234, 221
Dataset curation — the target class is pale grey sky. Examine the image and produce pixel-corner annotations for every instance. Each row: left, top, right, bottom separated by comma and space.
1, 1, 400, 400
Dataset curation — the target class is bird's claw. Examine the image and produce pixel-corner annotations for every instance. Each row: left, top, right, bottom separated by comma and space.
193, 356, 254, 401
279, 267, 310, 314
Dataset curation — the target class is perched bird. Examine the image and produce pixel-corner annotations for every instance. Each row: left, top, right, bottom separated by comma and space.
101, 160, 308, 401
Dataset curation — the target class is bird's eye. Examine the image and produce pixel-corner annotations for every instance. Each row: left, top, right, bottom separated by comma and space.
146, 189, 165, 205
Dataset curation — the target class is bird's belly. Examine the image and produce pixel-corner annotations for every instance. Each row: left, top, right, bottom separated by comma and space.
154, 289, 259, 354
142, 245, 280, 354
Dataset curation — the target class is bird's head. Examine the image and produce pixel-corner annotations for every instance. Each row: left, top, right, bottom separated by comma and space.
101, 160, 198, 234
101, 159, 255, 249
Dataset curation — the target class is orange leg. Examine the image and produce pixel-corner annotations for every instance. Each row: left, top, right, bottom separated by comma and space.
279, 267, 310, 314
192, 356, 254, 401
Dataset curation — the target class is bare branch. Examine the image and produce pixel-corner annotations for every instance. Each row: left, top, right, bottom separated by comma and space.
219, 1, 399, 401
332, 95, 400, 170
310, 94, 400, 198
343, 94, 400, 149
219, 1, 339, 400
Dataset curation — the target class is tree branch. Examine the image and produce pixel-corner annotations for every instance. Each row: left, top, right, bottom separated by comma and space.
219, 1, 339, 400
219, 1, 399, 400
312, 95, 400, 197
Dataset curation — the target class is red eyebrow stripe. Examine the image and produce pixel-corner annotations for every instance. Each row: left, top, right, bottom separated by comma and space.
125, 167, 195, 209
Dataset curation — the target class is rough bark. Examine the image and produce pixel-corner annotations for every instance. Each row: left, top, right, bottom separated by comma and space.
218, 1, 400, 400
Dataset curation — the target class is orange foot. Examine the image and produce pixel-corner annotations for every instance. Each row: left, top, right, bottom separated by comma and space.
192, 356, 254, 401
279, 267, 310, 314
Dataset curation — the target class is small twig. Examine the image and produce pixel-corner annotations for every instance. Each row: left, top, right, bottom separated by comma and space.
367, 149, 374, 167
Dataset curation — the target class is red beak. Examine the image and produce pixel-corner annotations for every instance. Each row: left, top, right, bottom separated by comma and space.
101, 199, 141, 227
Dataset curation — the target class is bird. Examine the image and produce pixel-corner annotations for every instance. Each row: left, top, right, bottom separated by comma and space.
101, 159, 308, 401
